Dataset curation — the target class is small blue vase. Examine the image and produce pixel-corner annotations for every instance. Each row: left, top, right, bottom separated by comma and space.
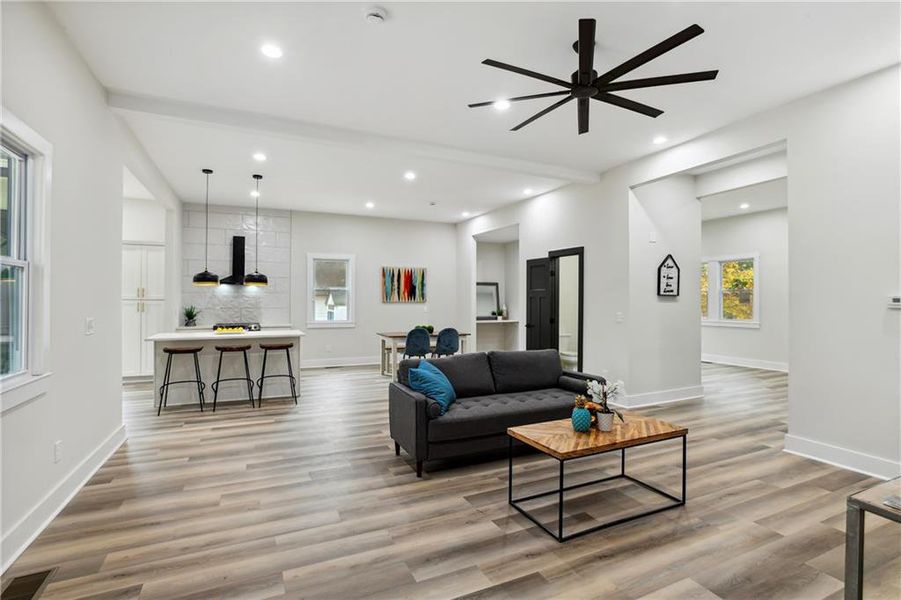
571, 407, 592, 432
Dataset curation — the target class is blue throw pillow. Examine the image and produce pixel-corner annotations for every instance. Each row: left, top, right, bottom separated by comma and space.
408, 360, 456, 415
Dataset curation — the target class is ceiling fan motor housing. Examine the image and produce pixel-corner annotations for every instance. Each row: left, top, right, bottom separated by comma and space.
571, 70, 600, 97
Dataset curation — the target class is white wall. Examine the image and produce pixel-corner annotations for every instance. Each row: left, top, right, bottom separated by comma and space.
628, 175, 703, 402
458, 66, 900, 477
291, 211, 459, 367
504, 241, 520, 328
0, 2, 180, 570
181, 203, 291, 326
122, 197, 166, 244
703, 206, 789, 371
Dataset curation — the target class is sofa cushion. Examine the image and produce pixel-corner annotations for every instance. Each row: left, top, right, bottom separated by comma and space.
398, 353, 496, 399
408, 361, 456, 415
427, 388, 575, 442
487, 349, 563, 393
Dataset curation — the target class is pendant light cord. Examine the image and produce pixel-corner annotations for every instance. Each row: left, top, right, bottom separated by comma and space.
204, 171, 210, 269
255, 180, 260, 272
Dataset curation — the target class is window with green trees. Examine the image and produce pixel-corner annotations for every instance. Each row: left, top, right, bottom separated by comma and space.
701, 255, 757, 323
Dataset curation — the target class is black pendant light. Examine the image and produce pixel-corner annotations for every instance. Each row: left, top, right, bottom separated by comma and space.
244, 173, 269, 287
192, 168, 219, 286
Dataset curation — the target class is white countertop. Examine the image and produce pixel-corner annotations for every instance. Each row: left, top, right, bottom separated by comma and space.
476, 319, 519, 325
146, 328, 305, 343
175, 323, 293, 331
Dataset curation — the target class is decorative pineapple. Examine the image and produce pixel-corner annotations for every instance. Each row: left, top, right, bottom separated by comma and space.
571, 395, 592, 432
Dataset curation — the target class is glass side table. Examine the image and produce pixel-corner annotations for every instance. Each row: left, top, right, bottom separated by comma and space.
844, 476, 901, 600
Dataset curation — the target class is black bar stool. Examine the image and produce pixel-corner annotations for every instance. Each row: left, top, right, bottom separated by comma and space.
256, 342, 298, 406
158, 346, 205, 416
211, 344, 256, 411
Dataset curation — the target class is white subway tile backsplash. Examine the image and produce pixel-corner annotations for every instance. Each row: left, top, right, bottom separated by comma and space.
182, 203, 292, 327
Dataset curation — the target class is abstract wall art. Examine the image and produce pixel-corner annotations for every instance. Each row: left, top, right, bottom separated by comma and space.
381, 267, 427, 303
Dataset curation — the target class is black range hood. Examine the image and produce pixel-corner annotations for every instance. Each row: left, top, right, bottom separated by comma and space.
220, 235, 246, 285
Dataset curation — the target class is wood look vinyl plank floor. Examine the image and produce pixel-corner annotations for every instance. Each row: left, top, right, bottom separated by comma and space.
3, 364, 899, 599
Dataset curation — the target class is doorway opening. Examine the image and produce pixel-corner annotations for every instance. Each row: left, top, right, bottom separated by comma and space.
473, 225, 520, 352
526, 247, 584, 372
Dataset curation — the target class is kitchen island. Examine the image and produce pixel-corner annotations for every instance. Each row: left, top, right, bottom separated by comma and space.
145, 328, 304, 408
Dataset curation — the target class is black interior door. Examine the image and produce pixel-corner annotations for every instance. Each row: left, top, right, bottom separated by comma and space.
525, 258, 554, 350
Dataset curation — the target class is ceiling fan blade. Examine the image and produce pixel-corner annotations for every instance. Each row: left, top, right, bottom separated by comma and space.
467, 90, 571, 108
578, 18, 596, 85
511, 96, 574, 131
601, 70, 719, 92
594, 24, 705, 86
578, 98, 589, 134
594, 93, 663, 118
482, 59, 573, 89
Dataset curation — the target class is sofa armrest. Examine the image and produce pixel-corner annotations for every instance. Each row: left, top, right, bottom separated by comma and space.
558, 370, 607, 394
388, 382, 438, 461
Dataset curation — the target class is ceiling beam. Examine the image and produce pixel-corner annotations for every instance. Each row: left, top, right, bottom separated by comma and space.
107, 90, 601, 184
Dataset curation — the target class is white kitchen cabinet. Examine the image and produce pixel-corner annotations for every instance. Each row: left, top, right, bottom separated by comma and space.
143, 246, 166, 299
122, 300, 143, 377
122, 246, 143, 299
122, 243, 167, 377
122, 244, 166, 300
140, 301, 167, 375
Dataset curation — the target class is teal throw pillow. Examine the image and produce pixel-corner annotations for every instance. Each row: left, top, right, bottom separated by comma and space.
408, 360, 456, 415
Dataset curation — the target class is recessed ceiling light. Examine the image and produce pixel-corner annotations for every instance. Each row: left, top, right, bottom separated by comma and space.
462, 211, 470, 217
740, 203, 750, 210
523, 188, 533, 195
250, 190, 260, 198
253, 152, 267, 162
493, 100, 511, 111
365, 201, 375, 209
652, 136, 668, 145
403, 171, 417, 181
260, 44, 283, 59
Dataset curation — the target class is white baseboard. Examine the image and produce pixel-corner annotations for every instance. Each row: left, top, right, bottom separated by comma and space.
784, 434, 900, 480
1, 424, 126, 573
301, 355, 380, 369
702, 353, 788, 372
613, 385, 705, 409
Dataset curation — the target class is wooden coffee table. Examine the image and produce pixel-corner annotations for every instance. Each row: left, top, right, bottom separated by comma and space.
507, 415, 687, 542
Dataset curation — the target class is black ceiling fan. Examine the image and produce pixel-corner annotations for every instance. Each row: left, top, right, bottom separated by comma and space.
468, 19, 718, 134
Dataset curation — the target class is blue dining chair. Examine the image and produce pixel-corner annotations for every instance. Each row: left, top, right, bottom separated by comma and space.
403, 327, 431, 359
433, 328, 459, 357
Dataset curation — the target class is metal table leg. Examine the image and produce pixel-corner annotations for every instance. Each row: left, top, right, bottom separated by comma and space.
844, 504, 865, 600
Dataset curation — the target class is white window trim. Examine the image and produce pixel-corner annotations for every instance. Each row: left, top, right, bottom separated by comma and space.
0, 108, 54, 412
306, 252, 355, 329
701, 252, 760, 329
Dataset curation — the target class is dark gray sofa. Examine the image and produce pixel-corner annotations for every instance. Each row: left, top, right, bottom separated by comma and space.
389, 349, 604, 476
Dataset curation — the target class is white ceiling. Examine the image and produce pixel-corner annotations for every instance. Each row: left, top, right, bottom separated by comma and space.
701, 178, 787, 221
52, 2, 899, 221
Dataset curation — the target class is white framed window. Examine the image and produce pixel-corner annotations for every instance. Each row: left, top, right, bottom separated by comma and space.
1, 143, 28, 378
701, 253, 759, 328
306, 253, 354, 328
0, 108, 53, 402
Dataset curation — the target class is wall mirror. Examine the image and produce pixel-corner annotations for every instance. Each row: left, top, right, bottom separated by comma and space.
476, 282, 500, 320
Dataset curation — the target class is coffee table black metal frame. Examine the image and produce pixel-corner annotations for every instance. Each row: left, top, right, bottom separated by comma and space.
507, 433, 687, 542
844, 477, 901, 600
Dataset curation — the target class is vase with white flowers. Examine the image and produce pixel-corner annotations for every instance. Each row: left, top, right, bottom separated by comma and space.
586, 379, 625, 432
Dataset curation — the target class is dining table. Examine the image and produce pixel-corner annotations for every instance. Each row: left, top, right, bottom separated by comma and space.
377, 331, 471, 379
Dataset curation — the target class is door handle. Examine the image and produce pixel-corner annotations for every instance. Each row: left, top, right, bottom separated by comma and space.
525, 323, 534, 329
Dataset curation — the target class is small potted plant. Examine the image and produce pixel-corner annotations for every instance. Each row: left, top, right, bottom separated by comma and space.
183, 305, 200, 327
586, 379, 625, 431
